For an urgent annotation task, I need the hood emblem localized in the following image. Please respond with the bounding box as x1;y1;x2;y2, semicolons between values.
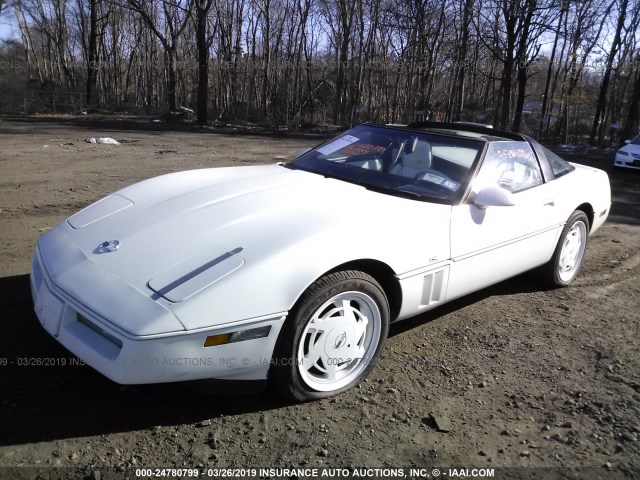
97;240;120;253
334;332;347;349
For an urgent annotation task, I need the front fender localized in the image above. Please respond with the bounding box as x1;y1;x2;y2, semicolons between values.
171;205;450;331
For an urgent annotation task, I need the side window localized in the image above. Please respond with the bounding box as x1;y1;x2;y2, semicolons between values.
541;145;574;178
474;141;543;193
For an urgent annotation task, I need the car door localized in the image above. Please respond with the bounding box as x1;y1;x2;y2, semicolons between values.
447;140;563;301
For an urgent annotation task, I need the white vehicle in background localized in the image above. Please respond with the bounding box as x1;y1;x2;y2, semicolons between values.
31;122;611;401
614;134;640;170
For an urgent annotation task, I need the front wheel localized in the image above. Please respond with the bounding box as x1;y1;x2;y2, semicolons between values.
270;270;389;401
543;210;589;287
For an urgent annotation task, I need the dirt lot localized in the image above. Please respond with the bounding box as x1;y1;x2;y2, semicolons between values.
0;117;638;480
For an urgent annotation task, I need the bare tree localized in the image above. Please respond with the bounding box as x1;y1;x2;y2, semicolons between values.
125;0;193;112
320;0;357;125
620;53;640;143
79;0;111;107
547;0;615;139
212;0;244;118
511;0;557;133
472;0;552;131
538;0;566;136
590;0;629;144
451;0;475;121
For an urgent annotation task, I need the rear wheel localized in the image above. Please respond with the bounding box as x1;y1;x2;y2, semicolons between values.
543;210;589;287
270;270;389;401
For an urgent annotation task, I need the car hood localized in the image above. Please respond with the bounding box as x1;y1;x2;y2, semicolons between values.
65;165;322;287
51;164;450;332
618;143;640;155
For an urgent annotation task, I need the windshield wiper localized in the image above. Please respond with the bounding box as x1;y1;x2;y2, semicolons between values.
394;187;423;198
361;183;423;200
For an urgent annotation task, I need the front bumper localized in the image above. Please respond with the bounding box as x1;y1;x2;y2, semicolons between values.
31;248;286;385
614;153;640;170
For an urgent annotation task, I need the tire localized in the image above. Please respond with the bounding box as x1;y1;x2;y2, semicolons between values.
270;270;390;401
542;210;589;287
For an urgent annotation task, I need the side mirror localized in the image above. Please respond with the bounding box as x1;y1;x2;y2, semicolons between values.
473;185;515;208
625;139;631;144
294;147;312;158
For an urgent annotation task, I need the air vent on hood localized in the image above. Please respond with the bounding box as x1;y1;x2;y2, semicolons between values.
68;194;133;229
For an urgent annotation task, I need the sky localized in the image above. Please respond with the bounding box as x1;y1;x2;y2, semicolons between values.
0;9;17;42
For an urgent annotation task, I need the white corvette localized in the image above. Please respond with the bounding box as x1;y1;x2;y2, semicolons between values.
31;122;611;400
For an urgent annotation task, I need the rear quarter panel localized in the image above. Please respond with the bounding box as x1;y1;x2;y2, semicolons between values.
563;163;611;233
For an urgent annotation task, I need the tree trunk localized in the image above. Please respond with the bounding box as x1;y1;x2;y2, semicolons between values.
261;0;271;119
195;0;210;123
497;3;517;131
166;48;178;111
332;0;355;125
498;51;513;130
452;0;474;121
86;0;99;108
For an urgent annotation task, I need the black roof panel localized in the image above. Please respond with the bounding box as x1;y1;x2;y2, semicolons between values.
406;121;526;142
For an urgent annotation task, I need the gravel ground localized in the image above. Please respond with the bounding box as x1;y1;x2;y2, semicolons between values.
0;117;638;480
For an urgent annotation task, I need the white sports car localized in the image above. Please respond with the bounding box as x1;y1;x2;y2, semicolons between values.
614;134;640;170
31;122;611;400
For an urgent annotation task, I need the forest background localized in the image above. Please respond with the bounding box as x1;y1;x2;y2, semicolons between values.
0;0;638;145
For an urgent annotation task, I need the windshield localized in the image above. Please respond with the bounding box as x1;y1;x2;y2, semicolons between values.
630;135;640;146
289;124;484;203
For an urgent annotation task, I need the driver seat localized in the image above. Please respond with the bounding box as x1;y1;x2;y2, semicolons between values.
391;139;432;178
